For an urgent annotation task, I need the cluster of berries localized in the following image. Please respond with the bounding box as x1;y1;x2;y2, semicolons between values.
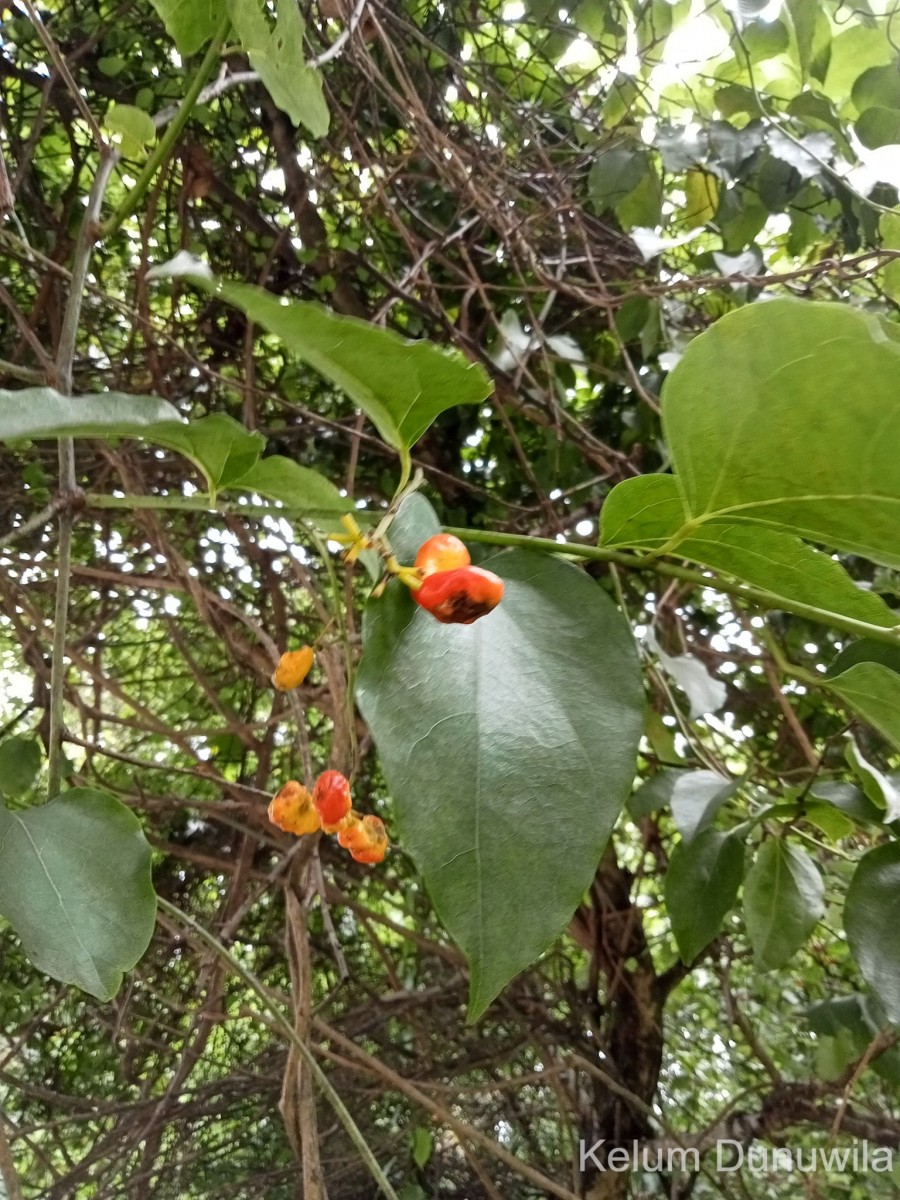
266;531;499;870
267;771;388;864
412;533;504;624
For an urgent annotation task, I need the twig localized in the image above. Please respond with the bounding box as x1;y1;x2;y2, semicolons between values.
0;496;66;550
309;0;371;68
47;147;117;798
20;0;106;148
0;1111;23;1200
156;895;401;1200
101;14;230;237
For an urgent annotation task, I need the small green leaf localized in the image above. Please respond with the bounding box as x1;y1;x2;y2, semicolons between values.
149;258;493;453
743;839;824;971
809;780;885;826
853;65;900;113
0;387;182;441
356;502;644;1019
845;842;900;1025
670;770;737;842
785;0;829;79
856;107;900;150
807;994;900;1084
226;0;330;137
827;660;900;752
665;828;745;963
0;789;156;1000
588;142;648;211
149;0;226;54
104;103;157;157
144;413;265;493
410;1127;433;1170
845;738;900;822
225;455;347;525
0;737;42;797
628;768;735;837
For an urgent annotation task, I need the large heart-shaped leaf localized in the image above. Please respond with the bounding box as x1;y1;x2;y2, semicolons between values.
0;789;156;1000
845;841;900;1025
601;473;897;628
356;514;644;1018
148;256;493;453
661;299;900;567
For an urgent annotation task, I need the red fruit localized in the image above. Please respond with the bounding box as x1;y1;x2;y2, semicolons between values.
413;565;504;624
313;770;353;831
414;533;471;577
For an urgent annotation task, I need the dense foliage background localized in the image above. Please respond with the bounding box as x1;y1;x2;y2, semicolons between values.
2;0;900;1197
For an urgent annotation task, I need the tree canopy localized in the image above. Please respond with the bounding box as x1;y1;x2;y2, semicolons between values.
2;1;900;1198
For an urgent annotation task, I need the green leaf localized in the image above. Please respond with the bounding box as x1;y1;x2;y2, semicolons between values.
785;0;828;79
410;1127;433;1170
616;162;664;231
149;0;226;54
827;661;900;752
0;789;156;1000
588;143;648;212
356;513;644;1019
845;841;900;1025
600;474;897;628
807;994;900;1084
856;107;900;150
628;768;735;836
853;65;900;113
386;493;442;564
143;414;265;493
0;387;182;441
880;209;900;303
664;828;745;963
845;738;900;822
224;455;347;524
670;770;737;842
661;300;900;569
809;780;885;826
103;103;156;157
0;394;265;496
149;258;493;453
826;637;900;679
226;0;329;137
822;24;896;104
0;737;42;797
742;839;824;971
